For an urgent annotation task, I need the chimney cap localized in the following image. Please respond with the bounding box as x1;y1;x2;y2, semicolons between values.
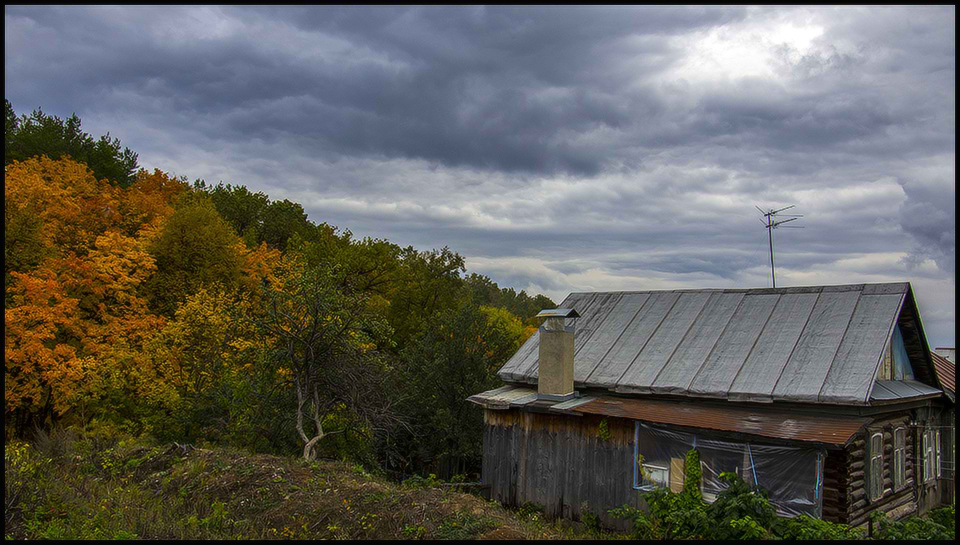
536;308;581;319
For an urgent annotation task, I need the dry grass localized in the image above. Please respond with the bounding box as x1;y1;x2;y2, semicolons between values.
5;427;614;540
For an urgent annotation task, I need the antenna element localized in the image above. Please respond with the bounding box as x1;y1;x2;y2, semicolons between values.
757;205;803;288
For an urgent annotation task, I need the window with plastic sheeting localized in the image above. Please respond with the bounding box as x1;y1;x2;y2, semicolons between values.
633;424;694;493
880;325;916;380
632;422;824;518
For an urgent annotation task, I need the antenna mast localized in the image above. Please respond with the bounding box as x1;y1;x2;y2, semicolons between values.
756;205;803;288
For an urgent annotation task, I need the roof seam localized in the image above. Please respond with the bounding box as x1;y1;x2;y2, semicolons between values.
769;289;823;400
817;288;864;404
582;293;653;384
683;292;748;393
649;291;717;388
725;293;783;398
613;292;683;389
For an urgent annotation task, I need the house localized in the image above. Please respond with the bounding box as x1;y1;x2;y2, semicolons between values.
468;282;955;530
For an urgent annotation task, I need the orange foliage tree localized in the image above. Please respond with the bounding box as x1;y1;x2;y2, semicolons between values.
4;158;188;437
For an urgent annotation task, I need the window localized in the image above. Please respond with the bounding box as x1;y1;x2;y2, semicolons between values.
639;463;669;490
936;430;941;478
869;432;883;501
893;427;906;490
923;429;935;482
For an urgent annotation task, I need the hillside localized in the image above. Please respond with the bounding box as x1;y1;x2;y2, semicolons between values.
4;428;610;540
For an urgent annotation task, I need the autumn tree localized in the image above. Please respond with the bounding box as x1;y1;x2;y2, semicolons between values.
4;100;139;187
251;261;401;461
144;195;245;317
5;267;88;436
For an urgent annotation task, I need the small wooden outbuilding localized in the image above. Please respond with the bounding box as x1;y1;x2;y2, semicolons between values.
469;282;954;530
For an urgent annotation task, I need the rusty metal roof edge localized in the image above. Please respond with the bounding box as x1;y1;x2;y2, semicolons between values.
570;395;872;446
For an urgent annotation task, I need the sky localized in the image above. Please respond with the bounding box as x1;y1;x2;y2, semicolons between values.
5;5;956;348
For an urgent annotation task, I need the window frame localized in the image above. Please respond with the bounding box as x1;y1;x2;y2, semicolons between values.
936;430;941;479
869;431;884;501
638;462;669;490
923;428;935;482
893;427;906;490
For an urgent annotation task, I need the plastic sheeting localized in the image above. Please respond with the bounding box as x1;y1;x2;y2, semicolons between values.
891;325;915;381
633;422;823;518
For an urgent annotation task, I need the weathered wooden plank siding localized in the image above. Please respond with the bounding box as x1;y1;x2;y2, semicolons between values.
482;409;642;528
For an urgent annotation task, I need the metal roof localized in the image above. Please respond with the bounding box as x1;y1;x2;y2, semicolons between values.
468;385;867;446
573;396;869;447
535;308;581;318
498;282;938;406
931;352;955;402
869;380;943;402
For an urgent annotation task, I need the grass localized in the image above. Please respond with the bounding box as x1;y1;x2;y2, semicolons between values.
5;426;614;540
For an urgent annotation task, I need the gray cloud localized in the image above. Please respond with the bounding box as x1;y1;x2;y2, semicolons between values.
5;5;954;347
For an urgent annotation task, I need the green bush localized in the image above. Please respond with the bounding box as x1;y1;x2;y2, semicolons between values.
705;472;777;539
609;454;931;541
927;504;955;533
778;514;865;540
610;448;708;539
870;509;954;541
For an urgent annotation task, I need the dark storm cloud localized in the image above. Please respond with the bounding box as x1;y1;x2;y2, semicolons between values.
4;5;955;346
6;5;748;177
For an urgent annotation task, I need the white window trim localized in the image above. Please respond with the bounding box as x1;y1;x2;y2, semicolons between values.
923;429;935;482
870;432;883;501
936;430;941;479
893;427;906;490
638;463;669;491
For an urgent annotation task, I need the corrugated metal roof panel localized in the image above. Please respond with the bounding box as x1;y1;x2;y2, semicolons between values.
684;293;781;398
869;380;943;401
573;397;869;446
649;291;745;395
588;291;680;388
727;292;820;402
931;352;955;395
770;289;861;402
818;293;904;404
575;292;651;384
869;381;899;402
496;282;922;406
616;291;712;394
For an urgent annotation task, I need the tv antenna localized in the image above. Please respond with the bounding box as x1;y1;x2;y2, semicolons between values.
756;205;803;288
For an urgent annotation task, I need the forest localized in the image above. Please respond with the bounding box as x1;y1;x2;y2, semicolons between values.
4;99;555;481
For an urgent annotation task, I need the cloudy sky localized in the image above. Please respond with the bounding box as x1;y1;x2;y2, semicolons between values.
5;6;956;347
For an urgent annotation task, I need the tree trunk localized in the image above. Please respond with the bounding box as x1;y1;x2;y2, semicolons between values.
295;380;326;462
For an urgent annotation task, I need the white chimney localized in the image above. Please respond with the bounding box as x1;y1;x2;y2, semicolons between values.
536;308;580;401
